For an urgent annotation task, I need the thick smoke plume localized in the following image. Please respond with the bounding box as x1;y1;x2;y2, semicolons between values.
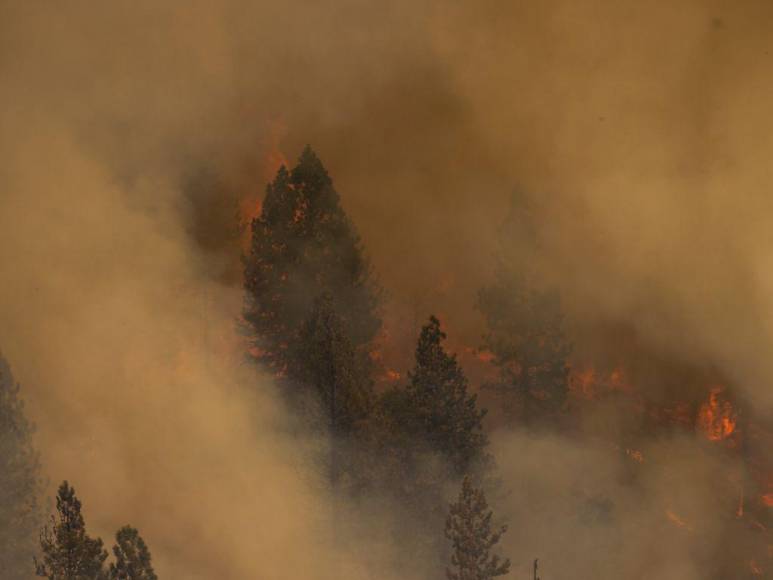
1;0;772;577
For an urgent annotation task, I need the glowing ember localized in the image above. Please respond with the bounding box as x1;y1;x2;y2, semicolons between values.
697;386;737;441
626;448;644;463
665;510;693;531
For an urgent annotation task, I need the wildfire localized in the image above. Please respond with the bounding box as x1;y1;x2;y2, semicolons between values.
568;364;632;400
625;448;644;463
384;369;401;382
239;122;289;246
665;509;693;532
697;386;737;441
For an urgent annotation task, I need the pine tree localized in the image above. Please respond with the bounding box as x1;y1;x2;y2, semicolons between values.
291;293;372;436
108;526;157;580
243;146;381;380
405;316;488;476
478;193;571;425
445;476;510;580
0;354;43;579
35;481;108;579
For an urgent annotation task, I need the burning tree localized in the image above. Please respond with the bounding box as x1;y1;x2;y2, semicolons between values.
478;193;571;426
243;145;381;387
445;476;511;580
0;354;43;579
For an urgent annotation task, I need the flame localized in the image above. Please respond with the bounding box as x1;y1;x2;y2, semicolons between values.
625;448;644;463
762;493;773;508
385;369;401;382
750;560;763;576
665;509;693;532
697;386;737;441
569;365;632;400
239;122;288;245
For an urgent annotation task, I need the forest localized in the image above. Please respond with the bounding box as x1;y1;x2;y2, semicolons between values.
1;1;773;579
1;146;771;578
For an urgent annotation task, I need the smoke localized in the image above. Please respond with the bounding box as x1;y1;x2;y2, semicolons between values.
1;0;772;577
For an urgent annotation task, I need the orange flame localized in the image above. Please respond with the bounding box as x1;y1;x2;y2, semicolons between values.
665;509;693;531
626;448;644;463
239;122;288;246
697;386;737;441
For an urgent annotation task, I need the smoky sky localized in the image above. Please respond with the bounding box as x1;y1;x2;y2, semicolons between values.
1;0;773;577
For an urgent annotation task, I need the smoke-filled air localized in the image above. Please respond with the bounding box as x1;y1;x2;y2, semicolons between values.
0;1;771;578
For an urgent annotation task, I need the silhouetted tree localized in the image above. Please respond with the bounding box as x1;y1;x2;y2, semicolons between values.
108;526;157;580
478;193;571;425
406;316;488;475
35;481;108;579
243;146;381;382
445;476;510;580
0;354;43;579
291;293;372;436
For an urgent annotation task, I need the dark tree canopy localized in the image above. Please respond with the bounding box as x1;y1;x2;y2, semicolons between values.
445;476;510;580
404;316;488;476
35;481;108;580
243;146;381;379
478;194;571;425
108;526;157;580
291;293;372;435
0;354;43;579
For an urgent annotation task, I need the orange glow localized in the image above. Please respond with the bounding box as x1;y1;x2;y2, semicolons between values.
665;510;693;531
762;493;773;508
569;365;632;400
626;448;644;463
239;123;288;247
697;386;737;441
384;369;401;382
570;366;597;399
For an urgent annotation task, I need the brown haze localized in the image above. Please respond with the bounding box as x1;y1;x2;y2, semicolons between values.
1;0;772;578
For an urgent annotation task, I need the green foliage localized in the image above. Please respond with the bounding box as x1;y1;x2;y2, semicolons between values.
108;526;157;580
243;146;381;380
0;355;43;579
445;476;510;580
478;194;571;425
405;316;488;476
35;481;108;580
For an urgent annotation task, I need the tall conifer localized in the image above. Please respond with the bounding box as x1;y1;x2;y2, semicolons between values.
0;354;43;579
445;476;510;580
405;316;488;476
478;194;571;425
243;146;381;383
35;481;108;579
